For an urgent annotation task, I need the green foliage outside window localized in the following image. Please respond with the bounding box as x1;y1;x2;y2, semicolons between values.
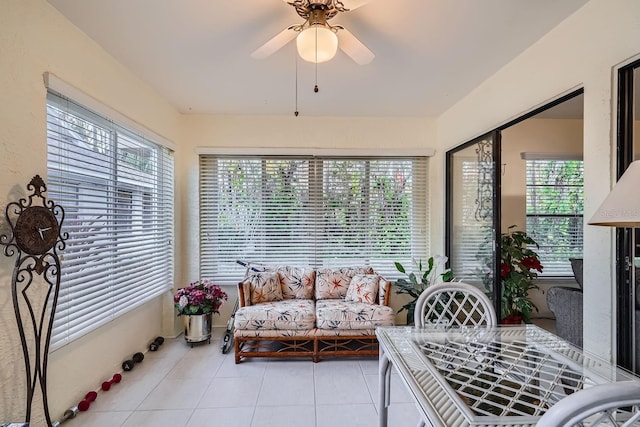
526;159;583;276
208;157;423;273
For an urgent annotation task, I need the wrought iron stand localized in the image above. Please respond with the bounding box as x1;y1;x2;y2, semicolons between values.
1;175;66;426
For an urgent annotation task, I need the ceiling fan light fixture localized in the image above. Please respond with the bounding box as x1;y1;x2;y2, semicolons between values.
296;25;338;63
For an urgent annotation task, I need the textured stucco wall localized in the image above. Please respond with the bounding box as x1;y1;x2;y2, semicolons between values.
501;117;584;231
2;0;640;423
178;114;438;324
434;0;640;362
0;0;181;422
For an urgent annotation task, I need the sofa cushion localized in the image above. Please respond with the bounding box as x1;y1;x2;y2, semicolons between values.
315;266;375;299
315;300;395;330
277;266;315;300
244;271;283;305
234;299;316;331
345;274;380;305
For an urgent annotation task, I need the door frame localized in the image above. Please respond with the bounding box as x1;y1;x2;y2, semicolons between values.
445;88;584;321
615;58;640;370
445;131;502;315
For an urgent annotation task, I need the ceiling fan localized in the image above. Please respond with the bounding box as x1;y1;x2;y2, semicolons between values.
251;0;375;65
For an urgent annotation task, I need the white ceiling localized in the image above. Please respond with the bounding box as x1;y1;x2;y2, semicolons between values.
47;0;590;117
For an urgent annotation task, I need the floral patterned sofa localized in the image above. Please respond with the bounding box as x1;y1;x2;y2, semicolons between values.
233;266;395;363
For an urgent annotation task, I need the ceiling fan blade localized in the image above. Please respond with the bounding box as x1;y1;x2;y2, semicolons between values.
251;26;298;59
337;28;374;65
341;0;373;11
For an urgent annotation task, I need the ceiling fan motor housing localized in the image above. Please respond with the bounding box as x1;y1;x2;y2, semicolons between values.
252;0;374;65
291;0;347;21
307;9;331;28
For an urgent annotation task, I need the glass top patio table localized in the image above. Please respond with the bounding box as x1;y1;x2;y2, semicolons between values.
376;325;640;427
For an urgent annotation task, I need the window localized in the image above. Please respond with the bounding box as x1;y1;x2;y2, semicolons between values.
199;155;428;283
46;91;174;350
525;158;583;276
450;157;495;286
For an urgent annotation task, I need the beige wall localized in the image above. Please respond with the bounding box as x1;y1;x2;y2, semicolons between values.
0;1;437;421
2;0;640;422
178;115;438;324
501;118;584;231
501;118;584;317
435;0;640;361
0;0;181;422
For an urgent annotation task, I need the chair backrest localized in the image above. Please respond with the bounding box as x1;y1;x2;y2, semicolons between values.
413;282;497;328
537;381;640;426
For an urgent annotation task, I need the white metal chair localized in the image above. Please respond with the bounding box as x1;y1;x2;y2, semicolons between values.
413;282;497;427
537;381;640;426
413;281;497;328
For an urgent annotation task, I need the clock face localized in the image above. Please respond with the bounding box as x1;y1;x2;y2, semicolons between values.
14;206;60;255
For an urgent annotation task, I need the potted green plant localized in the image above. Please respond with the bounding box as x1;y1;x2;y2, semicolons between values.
500;226;543;323
394;256;453;324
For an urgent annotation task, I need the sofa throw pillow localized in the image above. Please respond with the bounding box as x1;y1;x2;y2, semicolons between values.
315;266;375;299
244;271;283;305
277;266;315;299
345;274;380;305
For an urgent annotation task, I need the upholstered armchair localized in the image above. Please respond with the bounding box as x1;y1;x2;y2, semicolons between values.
546;285;583;347
547;258;640;370
545;258;583;347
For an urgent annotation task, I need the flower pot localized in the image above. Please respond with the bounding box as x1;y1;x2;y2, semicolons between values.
183;313;212;345
501;314;523;325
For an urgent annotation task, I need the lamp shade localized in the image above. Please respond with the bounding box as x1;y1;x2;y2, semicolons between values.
589;160;640;226
296;25;338;63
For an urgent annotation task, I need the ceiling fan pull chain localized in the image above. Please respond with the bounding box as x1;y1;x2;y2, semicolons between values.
314;65;319;94
314;27;319;93
295;50;300;116
314;54;319;92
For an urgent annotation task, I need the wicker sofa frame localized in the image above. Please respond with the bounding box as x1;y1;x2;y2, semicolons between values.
233;269;393;363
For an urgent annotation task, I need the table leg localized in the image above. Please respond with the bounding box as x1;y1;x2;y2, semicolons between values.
379;349;392;427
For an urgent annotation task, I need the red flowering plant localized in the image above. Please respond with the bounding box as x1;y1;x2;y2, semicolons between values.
173;279;228;316
500;226;543;322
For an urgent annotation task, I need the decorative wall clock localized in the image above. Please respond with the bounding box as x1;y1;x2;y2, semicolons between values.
14;205;60;256
1;175;67;426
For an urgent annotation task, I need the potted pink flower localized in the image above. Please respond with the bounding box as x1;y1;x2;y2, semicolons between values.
174;279;228;316
174;280;228;345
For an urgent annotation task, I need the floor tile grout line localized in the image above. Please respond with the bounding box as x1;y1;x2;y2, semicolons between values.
64;330;422;427
131;338;205;417
113;342;193;426
247;357;270;427
359;359;379;411
312;359;318;427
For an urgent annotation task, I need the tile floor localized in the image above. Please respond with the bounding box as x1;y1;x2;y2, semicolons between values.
63;328;420;427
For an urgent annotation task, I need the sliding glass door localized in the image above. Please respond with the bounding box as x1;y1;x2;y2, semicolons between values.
616;59;640;371
446;131;501;315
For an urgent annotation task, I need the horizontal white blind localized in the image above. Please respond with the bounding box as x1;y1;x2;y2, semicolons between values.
199;155;428;283
526;159;583;276
449;158;494;287
46;91;174;350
